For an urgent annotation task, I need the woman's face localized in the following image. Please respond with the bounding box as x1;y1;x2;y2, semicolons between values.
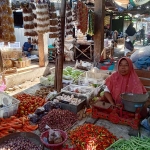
118;59;129;76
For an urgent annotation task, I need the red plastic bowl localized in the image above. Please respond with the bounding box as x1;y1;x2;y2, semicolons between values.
40;129;68;149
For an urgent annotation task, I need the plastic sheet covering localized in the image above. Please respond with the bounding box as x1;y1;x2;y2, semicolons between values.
130;46;150;62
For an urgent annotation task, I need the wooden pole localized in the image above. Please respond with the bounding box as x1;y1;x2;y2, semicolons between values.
38;33;45;67
56;0;66;92
110;13;113;31
94;0;105;66
0;50;3;73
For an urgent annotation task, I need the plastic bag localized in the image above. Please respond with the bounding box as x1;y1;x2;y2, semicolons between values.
141;118;150;131
48;129;63;144
130;46;150;62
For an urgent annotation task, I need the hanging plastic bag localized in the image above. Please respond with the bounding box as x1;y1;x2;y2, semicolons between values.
0;75;6;92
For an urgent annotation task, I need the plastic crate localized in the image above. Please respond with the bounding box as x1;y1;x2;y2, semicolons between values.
80;70;109;80
61;84;94;101
0;92;20;118
51;92;87;114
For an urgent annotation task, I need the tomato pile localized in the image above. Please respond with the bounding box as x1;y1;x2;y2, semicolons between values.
14;93;45;117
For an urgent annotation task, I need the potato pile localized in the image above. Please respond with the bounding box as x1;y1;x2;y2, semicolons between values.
35;87;54;99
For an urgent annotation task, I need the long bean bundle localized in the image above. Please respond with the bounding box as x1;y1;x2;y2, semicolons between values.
106;136;150;150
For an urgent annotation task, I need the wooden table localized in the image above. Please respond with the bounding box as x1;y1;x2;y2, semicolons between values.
135;69;150;92
74;41;94;61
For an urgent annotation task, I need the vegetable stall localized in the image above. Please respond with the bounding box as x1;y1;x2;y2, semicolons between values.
0;1;150;150
0;62;150;149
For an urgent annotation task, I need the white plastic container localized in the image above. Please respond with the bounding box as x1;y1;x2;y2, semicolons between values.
0;92;20;118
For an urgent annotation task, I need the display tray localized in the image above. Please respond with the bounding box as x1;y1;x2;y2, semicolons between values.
51;92;87;114
61;84;94;101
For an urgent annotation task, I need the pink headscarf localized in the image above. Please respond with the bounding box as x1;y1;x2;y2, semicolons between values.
105;57;147;104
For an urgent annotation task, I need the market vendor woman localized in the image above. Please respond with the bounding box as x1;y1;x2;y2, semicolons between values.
103;57;147;106
22;38;33;56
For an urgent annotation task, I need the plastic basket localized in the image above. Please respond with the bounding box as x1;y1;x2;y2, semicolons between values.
0;92;20;118
0;132;43;148
80;70;109;80
61;84;94;101
40;129;68;149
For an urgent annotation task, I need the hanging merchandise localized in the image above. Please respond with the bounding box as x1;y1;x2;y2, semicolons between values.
130;0;150;7
72;4;77;22
65;3;73;36
77;1;88;34
49;3;59;39
55;17;62;54
87;9;94;36
0;0;16;43
36;2;50;34
22;2;38;42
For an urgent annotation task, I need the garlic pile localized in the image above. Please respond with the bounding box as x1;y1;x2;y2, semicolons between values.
54;94;82;105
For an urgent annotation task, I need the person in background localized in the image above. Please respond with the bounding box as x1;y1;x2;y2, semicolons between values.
140;26;145;44
22;38;33;57
124;36;136;57
112;30;118;47
100;37;114;61
103;57;147;106
125;22;136;43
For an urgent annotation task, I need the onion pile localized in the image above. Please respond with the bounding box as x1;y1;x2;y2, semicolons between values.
38;109;77;132
0;137;42;150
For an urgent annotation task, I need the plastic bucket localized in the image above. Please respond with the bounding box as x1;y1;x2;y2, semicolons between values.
40;129;68;149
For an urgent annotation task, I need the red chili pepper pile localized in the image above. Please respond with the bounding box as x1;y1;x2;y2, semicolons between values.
69;124;117;150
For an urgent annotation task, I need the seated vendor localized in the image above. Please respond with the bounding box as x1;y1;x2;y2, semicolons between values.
103;57;147;106
22;38;33;57
100;37;114;61
124;36;136;57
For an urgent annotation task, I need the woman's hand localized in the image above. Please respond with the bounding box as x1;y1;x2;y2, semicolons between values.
104;92;115;106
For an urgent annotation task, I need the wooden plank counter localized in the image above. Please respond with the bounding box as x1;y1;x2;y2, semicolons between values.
135;69;150;91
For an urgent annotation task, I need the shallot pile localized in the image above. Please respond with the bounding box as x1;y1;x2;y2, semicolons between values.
0;137;42;150
38;109;77;132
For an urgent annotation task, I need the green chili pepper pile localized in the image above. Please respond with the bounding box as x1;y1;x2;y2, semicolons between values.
106;136;150;150
69;124;117;150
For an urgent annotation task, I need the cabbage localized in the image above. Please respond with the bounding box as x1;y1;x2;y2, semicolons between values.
63;70;69;76
63;67;83;80
71;70;83;77
63;75;72;80
65;66;73;73
40;77;51;86
47;74;55;81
